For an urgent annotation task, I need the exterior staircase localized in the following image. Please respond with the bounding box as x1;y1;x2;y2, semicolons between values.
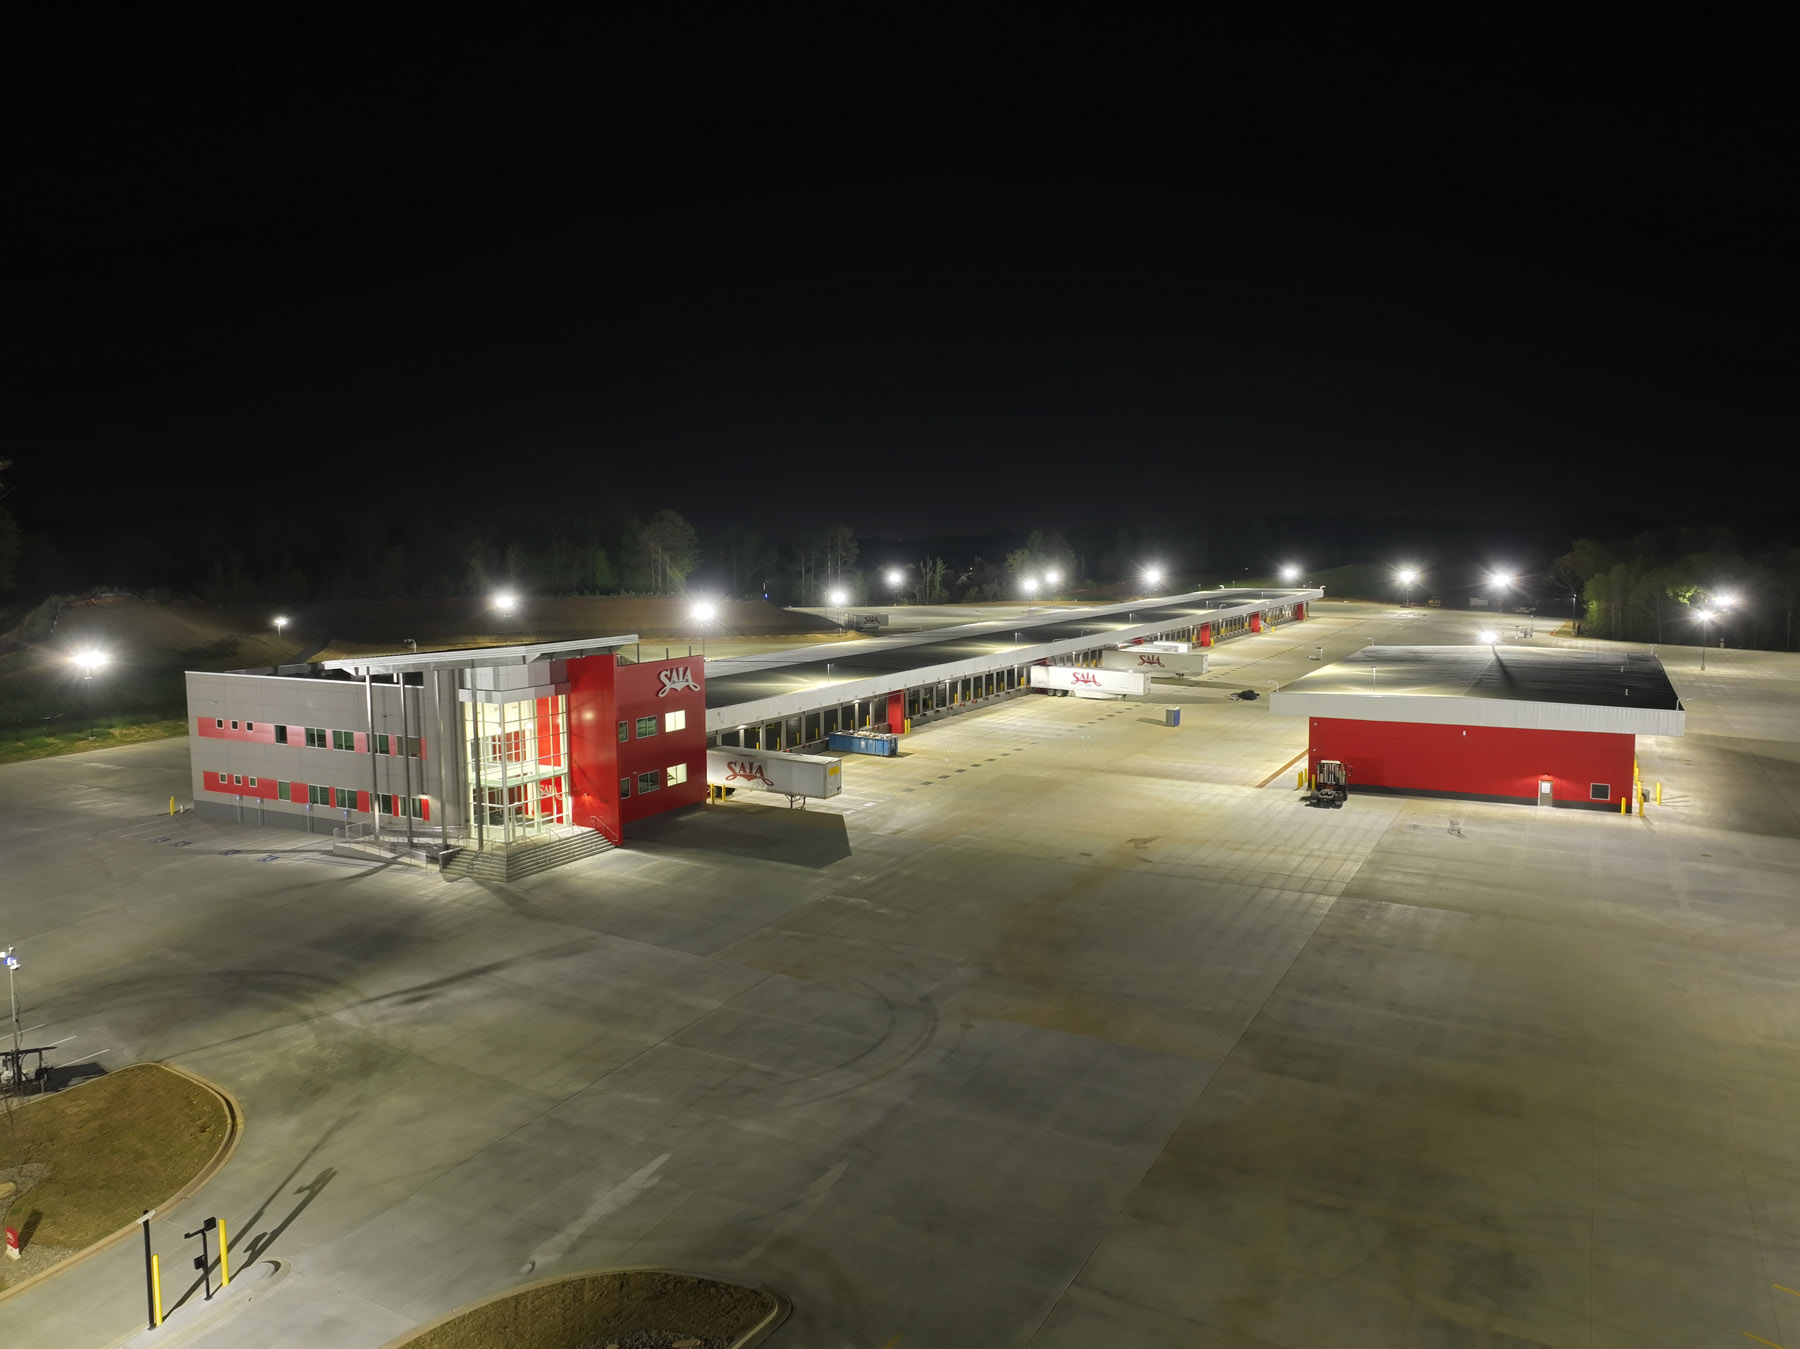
439;828;614;882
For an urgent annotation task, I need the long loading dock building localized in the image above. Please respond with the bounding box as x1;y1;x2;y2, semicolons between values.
704;587;1321;752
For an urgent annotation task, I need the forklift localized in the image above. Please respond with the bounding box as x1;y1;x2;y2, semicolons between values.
1305;759;1351;809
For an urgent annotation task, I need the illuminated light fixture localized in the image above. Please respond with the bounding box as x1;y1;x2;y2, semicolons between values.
1280;564;1301;583
1477;629;1499;645
885;568;904;587
492;591;518;613
1021;577;1039;596
1714;592;1738;608
1143;567;1164;588
690;600;718;623
72;650;109;675
828;588;848;607
1488;570;1515;588
1044;567;1062;586
273;615;288;636
1397;566;1420;585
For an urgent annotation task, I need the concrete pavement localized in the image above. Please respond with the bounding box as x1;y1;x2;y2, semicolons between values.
2;601;1798;1346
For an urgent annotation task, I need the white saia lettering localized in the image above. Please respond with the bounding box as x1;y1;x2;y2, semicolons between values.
658;667;700;698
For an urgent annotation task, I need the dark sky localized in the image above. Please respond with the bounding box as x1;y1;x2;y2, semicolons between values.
9;17;1796;544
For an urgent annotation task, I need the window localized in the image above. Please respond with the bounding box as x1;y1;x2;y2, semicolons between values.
308;784;331;805
619;776;631;798
245;722;255;732
214;719;224;729
334;787;357;809
233;774;243;786
373;733;390;756
403;736;422;758
247;777;258;788
664;709;686;733
277;781;291;801
635;716;657;738
332;729;356;752
231;720;239;730
666;763;687;787
637;771;659;794
305;727;327;748
275;724;289;745
618;720;629;743
1589;782;1611;801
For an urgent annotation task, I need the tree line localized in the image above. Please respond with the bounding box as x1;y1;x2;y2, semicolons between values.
1556;529;1800;651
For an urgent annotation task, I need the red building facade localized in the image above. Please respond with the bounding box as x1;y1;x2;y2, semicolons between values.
568;653;707;842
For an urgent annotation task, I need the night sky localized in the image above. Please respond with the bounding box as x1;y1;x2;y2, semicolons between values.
9;19;1795;549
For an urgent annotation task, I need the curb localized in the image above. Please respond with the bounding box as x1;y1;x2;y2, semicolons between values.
375;1266;790;1349
0;1062;243;1306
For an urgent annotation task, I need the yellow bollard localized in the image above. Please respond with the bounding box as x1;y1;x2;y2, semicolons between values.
170;796;176;816
1297;769;1305;789
151;1254;163;1326
218;1218;229;1287
1656;782;1663;805
1620;796;1628;815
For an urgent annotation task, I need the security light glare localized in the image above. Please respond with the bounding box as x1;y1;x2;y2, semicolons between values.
885;568;904;587
828;588;848;607
1143;567;1163;586
1714;592;1738;608
1280;565;1301;583
72;649;109;674
691;600;718;623
1695;608;1715;622
1021;577;1039;595
1489;570;1515;588
1477;630;1498;644
1043;567;1061;586
273;614;288;628
492;591;518;612
1397;566;1420;585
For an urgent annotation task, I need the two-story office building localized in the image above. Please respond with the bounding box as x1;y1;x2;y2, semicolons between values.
184;636;707;849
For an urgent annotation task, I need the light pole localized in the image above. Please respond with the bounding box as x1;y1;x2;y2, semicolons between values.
1280;564;1301;586
1043;567;1061;595
1695;608;1715;671
1712;591;1738;650
491;591;517;631
885;568;906;604
3;947;20;1082
1021;576;1039;614
72;649;109;738
273;615;288;641
829;588;848;632
690;599;717;657
1142;567;1164;595
1488;569;1515;617
1396;566;1420;607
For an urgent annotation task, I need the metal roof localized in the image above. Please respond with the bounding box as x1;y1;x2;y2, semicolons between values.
1269;645;1685;737
317;634;638;677
704;588;1319;732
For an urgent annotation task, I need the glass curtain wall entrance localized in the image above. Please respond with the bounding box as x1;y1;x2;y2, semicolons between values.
463;696;569;845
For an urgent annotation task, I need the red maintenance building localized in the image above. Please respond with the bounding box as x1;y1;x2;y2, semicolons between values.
184;636;708;869
1270;645;1684;810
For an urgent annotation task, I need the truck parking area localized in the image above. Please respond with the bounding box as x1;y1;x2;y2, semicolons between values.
4;601;1800;1348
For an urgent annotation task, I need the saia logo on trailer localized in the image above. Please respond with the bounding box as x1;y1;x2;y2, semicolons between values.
1137;654;1165;667
1072;671;1100;685
658;668;700;697
726;760;774;787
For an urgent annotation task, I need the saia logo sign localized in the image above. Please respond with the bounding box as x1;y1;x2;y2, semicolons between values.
1071;671;1100;686
1136;654;1166;667
726;760;774;787
658;667;700;698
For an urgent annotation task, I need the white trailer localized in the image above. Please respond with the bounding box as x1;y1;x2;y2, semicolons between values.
706;746;842;802
1102;646;1209;678
1028;664;1151;699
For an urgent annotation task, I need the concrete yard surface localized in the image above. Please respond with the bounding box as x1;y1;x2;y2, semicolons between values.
2;601;1798;1347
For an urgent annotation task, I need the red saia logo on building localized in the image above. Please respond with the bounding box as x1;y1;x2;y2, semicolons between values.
1071;671;1100;685
1136;654;1165;667
658;667;700;697
726;760;774;787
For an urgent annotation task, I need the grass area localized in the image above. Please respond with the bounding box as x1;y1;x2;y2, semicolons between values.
395;1269;777;1349
0;718;188;766
0;1065;231;1288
